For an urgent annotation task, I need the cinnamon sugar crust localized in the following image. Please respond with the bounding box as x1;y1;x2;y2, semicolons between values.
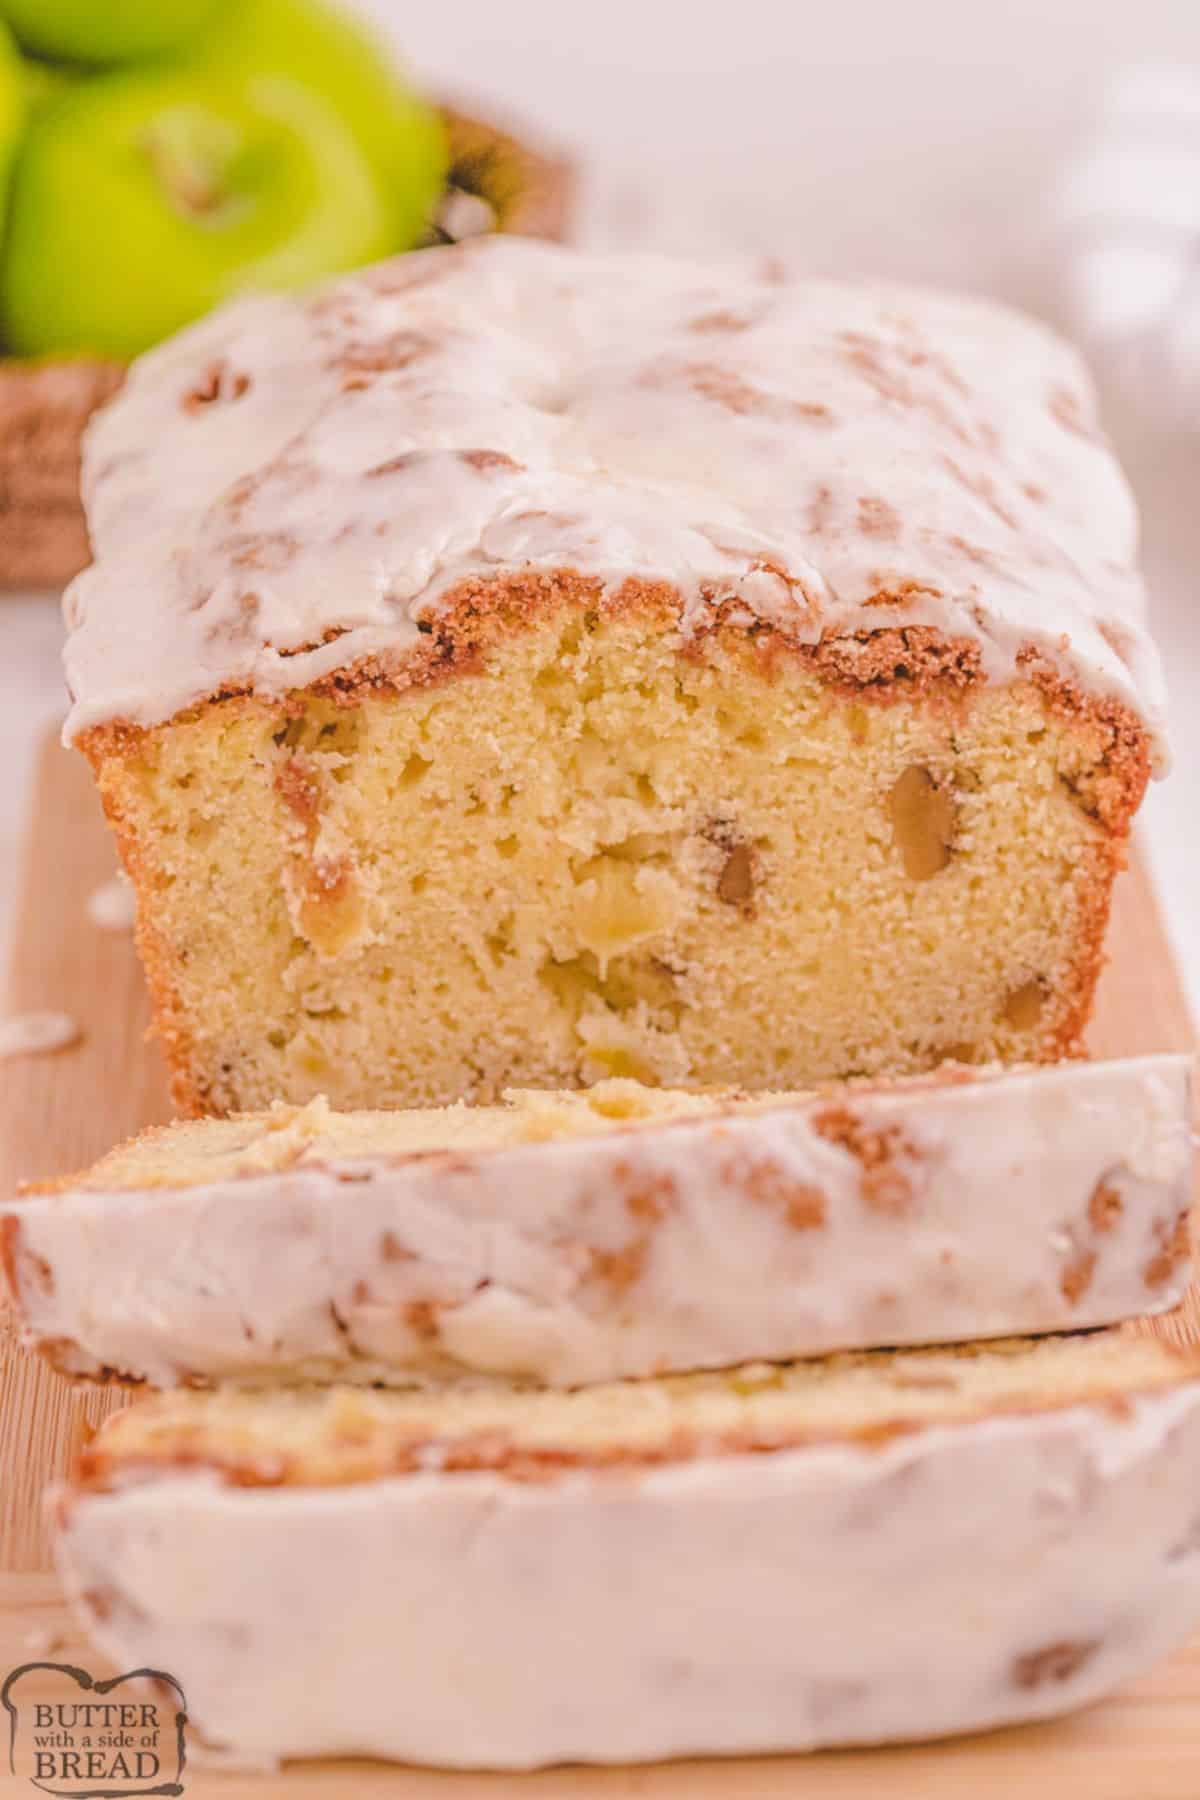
78;571;1151;840
78;569;1151;821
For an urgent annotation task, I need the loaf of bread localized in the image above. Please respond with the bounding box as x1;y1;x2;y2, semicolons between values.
62;239;1164;1113
54;1329;1200;1768
6;1058;1191;1388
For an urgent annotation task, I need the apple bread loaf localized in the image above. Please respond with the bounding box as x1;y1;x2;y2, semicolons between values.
6;1058;1191;1388
54;1330;1200;1768
62;239;1166;1112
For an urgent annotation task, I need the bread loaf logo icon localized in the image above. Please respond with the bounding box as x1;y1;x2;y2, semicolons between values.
2;1662;186;1797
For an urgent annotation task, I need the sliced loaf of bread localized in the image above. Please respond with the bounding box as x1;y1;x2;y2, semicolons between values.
6;1056;1191;1387
55;1328;1200;1768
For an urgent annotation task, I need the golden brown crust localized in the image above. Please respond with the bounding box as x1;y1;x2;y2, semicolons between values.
77;575;986;751
77;571;1151;836
1017;649;1153;833
1042;813;1131;1067
80;760;210;1115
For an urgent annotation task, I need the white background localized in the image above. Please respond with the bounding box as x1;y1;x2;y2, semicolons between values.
3;0;1198;1007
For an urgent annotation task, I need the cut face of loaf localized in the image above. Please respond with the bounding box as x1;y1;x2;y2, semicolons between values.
6;1058;1191;1388
55;1331;1200;1767
85;605;1151;1113
64;241;1162;1114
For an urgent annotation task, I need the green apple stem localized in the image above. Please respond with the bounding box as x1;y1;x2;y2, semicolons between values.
141;104;241;221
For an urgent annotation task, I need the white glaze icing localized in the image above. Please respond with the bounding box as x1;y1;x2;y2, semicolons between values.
85;874;136;933
0;1012;80;1061
7;1056;1190;1387
54;1378;1200;1768
60;239;1167;763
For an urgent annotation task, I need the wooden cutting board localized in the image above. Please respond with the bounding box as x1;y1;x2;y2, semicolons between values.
0;735;1197;1798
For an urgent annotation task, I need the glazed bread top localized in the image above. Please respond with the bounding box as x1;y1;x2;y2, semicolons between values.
6;1058;1190;1388
61;238;1164;753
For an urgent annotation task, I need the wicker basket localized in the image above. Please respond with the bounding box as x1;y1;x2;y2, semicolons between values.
0;101;572;590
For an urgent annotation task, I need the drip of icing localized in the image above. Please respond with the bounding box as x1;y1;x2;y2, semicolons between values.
0;1011;80;1059
87;874;136;932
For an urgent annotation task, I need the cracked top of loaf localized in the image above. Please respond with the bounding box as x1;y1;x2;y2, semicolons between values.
62;237;1165;756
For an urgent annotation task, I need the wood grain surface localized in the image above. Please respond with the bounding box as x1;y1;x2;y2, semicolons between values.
0;734;1196;1796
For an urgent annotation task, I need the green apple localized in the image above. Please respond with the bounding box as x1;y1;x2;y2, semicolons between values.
19;54;75;113
0;20;21;221
0;0;226;65
1;63;395;358
186;0;447;249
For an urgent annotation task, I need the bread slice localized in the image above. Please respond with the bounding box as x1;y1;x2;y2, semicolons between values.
64;240;1163;1114
55;1329;1200;1768
6;1057;1191;1388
